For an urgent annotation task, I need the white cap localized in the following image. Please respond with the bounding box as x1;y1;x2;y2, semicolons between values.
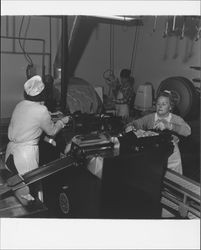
24;75;45;96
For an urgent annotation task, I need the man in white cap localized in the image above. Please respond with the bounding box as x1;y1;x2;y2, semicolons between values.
5;75;70;175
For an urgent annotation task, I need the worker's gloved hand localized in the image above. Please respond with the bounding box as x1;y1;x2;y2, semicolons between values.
50;111;63;116
110;137;120;149
64;142;72;154
125;125;135;133
153;119;172;131
21;194;35;201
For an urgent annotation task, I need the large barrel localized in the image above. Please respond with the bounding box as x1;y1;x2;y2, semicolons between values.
157;77;200;120
66;77;103;114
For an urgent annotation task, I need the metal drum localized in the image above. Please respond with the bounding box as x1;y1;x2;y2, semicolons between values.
157;77;200;120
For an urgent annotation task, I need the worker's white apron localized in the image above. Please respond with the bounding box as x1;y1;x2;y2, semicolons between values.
154;114;183;175
115;91;129;119
5;140;39;175
162;142;183;218
167;142;182;175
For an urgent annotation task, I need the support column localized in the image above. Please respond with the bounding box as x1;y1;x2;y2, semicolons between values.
61;16;69;113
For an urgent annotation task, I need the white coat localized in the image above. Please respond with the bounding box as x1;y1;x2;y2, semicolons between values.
5;100;64;175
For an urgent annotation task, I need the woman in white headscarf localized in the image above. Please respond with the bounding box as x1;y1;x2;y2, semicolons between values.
5;75;70;175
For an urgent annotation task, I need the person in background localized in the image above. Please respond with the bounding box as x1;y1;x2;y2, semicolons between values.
125;90;191;174
114;69;135;121
5;75;70;176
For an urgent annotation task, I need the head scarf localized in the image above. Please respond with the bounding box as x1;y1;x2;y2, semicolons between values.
24;75;46;102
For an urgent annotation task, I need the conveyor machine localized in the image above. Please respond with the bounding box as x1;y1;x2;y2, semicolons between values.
0;113;200;219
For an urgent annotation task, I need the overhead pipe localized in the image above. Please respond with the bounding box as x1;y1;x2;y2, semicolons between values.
60;16;69;113
89;15;143;26
93;15;139;22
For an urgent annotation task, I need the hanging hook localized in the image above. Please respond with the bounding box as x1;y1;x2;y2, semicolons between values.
163;17;169;38
180;18;185;40
153;16;157;32
195;24;201;41
172;16;176;32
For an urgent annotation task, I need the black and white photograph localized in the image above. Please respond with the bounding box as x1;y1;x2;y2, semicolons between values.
0;1;200;249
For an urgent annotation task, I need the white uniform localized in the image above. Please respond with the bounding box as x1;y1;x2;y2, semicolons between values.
5;100;64;175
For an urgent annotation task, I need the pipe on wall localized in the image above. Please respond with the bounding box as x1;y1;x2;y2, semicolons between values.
60;16;69;113
1;51;50;56
1;36;47;77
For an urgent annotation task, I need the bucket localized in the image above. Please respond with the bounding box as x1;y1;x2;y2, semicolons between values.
134;83;153;111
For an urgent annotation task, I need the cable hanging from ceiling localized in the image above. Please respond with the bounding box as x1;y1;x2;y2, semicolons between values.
130;25;140;76
18;16;33;66
109;23;115;75
22;16;31;50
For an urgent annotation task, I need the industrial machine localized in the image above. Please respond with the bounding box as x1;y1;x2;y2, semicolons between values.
161;169;200;219
0;113;200;219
